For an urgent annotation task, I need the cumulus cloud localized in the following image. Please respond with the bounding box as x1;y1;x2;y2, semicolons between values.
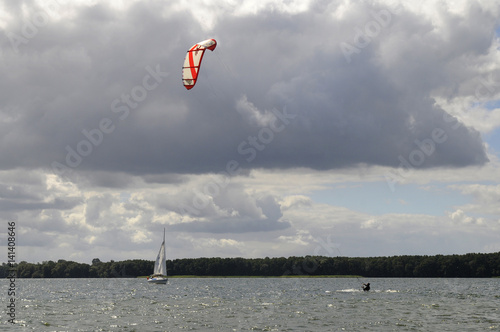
278;230;312;246
448;209;485;225
280;195;313;210
361;219;383;230
235;94;277;127
1;0;500;262
449;183;500;215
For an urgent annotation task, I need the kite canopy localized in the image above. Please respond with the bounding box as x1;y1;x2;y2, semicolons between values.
182;39;217;90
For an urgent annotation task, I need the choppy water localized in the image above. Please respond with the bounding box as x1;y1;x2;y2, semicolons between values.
1;278;499;331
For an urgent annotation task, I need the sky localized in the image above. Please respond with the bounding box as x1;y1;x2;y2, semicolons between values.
1;0;500;264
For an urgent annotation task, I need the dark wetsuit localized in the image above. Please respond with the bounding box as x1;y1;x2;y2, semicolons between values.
362;283;370;291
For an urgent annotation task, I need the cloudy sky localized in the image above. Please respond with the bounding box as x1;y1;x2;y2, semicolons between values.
1;0;500;264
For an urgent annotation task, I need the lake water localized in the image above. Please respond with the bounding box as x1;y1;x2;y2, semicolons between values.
1;278;499;331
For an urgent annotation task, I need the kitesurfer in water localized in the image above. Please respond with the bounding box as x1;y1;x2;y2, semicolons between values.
362;283;370;291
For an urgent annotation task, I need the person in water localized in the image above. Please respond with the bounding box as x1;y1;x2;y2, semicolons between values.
362;283;370;291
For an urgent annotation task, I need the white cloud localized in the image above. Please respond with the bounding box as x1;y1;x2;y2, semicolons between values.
278;229;312;246
208;238;242;248
280;195;312;210
131;230;151;244
448;209;484;225
361;219;383;230
236;95;278;127
448;183;500;215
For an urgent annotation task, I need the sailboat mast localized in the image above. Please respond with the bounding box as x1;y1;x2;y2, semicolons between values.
162;228;167;276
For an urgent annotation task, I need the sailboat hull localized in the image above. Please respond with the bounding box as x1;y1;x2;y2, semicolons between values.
147;277;168;284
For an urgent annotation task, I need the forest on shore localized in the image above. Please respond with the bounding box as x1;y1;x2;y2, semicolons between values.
2;252;500;278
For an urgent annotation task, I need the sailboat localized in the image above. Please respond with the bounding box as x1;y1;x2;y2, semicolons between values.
147;228;168;284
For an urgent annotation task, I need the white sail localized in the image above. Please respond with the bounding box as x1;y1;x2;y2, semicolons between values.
147;229;168;284
153;230;167;276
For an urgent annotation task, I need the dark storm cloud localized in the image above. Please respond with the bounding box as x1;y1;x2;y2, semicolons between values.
0;1;493;179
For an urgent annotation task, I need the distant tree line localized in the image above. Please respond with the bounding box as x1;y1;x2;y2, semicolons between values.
2;252;500;278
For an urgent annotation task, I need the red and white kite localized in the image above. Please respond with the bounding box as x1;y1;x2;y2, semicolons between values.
182;39;217;90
